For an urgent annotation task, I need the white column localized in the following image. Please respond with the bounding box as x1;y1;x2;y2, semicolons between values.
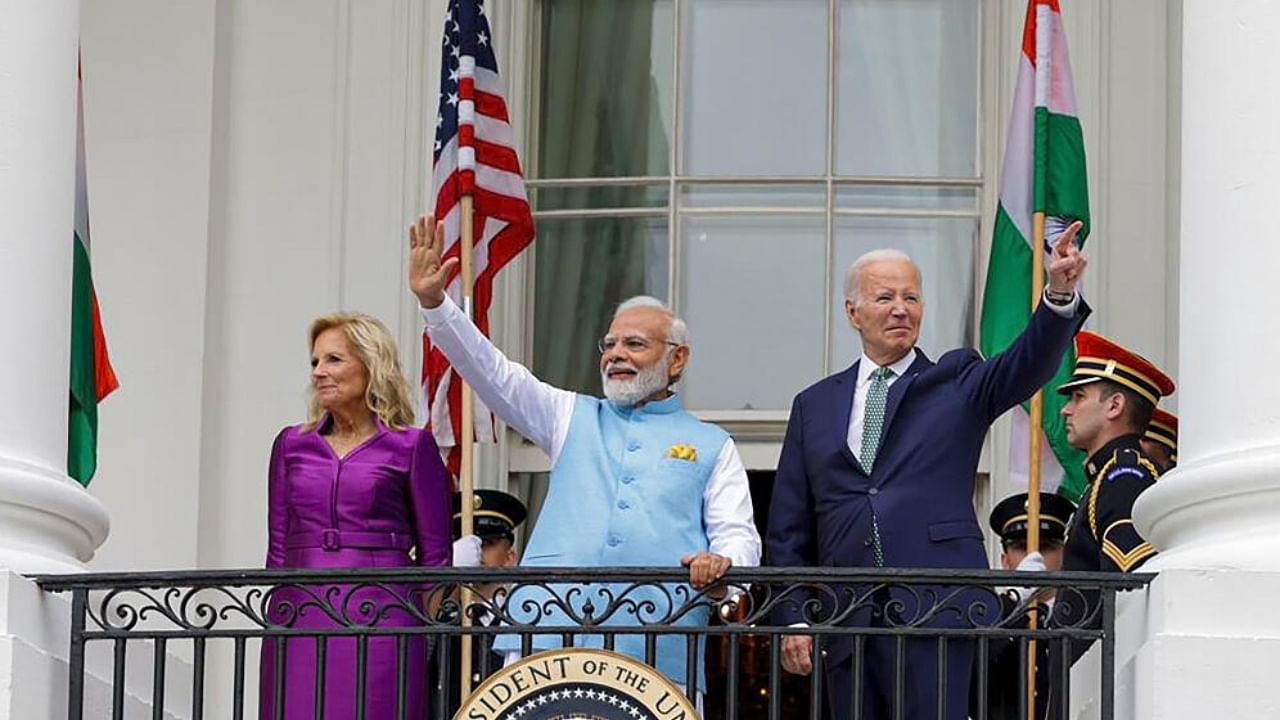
1123;3;1280;718
0;0;109;573
1132;0;1280;572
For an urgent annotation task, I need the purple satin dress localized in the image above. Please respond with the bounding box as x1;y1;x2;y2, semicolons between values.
259;417;451;719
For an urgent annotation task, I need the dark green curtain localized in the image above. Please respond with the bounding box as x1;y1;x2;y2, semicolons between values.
533;0;670;395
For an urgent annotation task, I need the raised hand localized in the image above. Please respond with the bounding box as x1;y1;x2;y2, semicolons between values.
1047;220;1088;294
408;214;458;308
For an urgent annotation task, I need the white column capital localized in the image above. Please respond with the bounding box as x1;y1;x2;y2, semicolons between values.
1134;447;1280;570
0;458;108;574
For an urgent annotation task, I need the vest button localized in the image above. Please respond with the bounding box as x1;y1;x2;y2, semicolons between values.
618;500;630;510
621;476;635;484
869;487;879;496
627;441;641;452
608;536;622;547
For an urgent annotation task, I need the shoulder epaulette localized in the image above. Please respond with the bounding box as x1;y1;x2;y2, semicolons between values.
1089;448;1160;540
1108;447;1162;481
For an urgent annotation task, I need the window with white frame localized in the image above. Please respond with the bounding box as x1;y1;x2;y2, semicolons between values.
524;0;983;418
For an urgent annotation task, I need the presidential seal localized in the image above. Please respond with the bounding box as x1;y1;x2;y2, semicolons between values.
455;648;699;720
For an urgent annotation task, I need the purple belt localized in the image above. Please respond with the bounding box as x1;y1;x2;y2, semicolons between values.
286;529;413;552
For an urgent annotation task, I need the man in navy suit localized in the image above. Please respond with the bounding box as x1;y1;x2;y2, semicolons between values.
767;222;1089;720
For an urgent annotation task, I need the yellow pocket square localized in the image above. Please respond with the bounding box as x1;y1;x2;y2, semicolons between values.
666;444;699;462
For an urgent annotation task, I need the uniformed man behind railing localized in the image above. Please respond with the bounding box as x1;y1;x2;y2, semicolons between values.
436;489;526;716
969;492;1076;720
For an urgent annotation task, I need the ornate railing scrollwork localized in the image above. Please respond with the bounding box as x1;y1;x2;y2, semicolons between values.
40;567;1148;639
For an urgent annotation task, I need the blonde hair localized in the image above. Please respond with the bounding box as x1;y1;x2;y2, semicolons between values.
303;313;416;431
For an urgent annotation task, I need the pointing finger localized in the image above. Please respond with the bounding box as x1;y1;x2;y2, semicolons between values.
1057;220;1083;254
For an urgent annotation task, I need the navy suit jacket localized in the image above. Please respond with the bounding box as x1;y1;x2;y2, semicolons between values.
767;300;1090;643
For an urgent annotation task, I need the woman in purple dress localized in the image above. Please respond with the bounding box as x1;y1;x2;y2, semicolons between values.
260;313;451;719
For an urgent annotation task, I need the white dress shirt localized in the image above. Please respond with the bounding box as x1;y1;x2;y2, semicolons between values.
846;349;919;459
421;295;762;569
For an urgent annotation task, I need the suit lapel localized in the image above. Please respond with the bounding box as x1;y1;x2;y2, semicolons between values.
880;350;934;449
832;361;869;475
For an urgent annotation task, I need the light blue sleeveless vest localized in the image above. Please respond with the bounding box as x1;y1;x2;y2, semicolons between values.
493;393;729;690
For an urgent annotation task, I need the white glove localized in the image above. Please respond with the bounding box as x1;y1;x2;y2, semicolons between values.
452;534;483;568
1016;551;1046;573
1011;551;1046;603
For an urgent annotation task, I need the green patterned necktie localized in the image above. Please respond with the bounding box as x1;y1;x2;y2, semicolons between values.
860;366;895;471
861;366;895;567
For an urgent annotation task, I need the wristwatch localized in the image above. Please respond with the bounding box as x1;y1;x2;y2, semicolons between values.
1044;288;1075;306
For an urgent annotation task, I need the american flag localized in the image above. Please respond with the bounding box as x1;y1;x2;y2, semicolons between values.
425;0;535;478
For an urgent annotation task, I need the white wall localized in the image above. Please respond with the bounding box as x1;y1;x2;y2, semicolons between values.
193;0;446;570
80;0;220;571
78;0;1181;572
81;0;454;571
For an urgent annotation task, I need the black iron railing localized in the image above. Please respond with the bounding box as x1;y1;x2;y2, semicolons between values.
35;567;1151;720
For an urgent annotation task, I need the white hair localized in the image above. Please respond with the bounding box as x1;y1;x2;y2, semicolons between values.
844;249;921;305
613;296;690;347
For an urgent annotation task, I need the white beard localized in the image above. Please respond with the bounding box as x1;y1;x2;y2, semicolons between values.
602;353;672;406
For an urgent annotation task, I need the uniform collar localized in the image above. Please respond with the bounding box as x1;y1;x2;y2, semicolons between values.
1085;433;1144;476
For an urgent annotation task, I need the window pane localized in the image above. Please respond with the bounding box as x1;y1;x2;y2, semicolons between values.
533;184;668;212
679;214;826;410
533;217;669;396
682;0;828;176
829;216;977;371
682;183;826;210
836;185;979;212
836;0;980;177
537;0;674;178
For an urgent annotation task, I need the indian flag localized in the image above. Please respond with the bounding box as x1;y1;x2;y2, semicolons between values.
980;0;1091;502
69;62;119;487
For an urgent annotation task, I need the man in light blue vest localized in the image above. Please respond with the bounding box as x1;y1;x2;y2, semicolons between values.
409;215;762;695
